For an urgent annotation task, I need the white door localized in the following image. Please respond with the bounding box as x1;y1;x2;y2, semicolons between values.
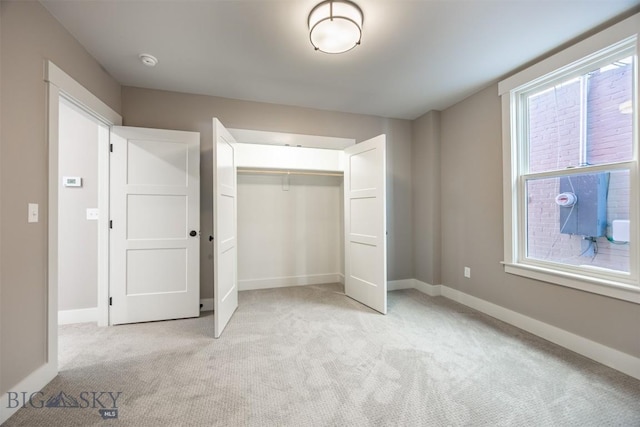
213;118;238;338
109;126;200;325
343;135;387;314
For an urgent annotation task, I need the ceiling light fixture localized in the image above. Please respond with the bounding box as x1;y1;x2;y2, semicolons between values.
139;53;158;67
308;0;363;54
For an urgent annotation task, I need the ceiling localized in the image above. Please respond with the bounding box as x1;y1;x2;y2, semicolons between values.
41;0;639;120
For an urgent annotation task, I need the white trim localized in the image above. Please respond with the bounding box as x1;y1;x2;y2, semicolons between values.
387;279;414;291
338;273;345;285
499;13;640;94
238;273;343;291
200;298;214;312
503;263;640;304
96;125;110;327
402;279;640;380
47;82;60;375
413;279;442;297
0;362;57;424
228;128;355;150
45;61;122;399
45;62;121;125
58;308;98;325
388;279;441;296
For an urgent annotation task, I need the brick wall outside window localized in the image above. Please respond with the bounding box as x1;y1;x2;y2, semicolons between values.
525;63;632;272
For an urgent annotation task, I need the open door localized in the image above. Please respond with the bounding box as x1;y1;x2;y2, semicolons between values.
213;118;239;338
343;135;387;314
109;126;200;325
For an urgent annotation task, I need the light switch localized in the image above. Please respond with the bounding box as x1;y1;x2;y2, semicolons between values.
86;208;99;220
28;203;39;223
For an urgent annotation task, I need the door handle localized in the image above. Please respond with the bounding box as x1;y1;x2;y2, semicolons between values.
189;230;197;237
209;235;214;242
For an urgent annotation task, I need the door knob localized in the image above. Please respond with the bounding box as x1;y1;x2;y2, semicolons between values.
209;235;214;242
189;230;197;237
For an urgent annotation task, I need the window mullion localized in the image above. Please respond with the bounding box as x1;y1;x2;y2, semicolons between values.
522;161;635;181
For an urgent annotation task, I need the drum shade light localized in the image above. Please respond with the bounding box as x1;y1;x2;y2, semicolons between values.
308;0;363;54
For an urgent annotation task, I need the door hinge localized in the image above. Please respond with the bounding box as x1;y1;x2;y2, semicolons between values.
110;143;113;152
109;220;113;229
109;297;113;306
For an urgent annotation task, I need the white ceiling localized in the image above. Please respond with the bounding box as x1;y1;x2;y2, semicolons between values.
41;0;639;120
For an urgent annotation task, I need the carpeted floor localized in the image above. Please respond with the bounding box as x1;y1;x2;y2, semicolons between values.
4;283;640;426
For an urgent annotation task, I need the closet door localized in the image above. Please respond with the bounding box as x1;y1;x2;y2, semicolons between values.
213;118;239;337
343;135;387;314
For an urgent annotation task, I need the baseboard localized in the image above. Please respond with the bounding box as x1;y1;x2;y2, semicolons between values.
412;279;441;297
338;273;345;285
200;298;214;312
387;279;414;291
0;362;57;425
238;273;343;291
388;279;441;297
58;307;97;325
403;279;640;380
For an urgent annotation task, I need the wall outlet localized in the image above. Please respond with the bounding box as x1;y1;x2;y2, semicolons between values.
464;267;471;278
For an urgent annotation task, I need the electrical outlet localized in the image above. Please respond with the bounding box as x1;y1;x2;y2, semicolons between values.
464;267;471;278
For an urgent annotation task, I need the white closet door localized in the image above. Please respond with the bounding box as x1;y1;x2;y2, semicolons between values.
109;126;200;325
213;118;239;338
343;135;387;314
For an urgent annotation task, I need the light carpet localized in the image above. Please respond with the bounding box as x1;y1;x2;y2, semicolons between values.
4;283;640;426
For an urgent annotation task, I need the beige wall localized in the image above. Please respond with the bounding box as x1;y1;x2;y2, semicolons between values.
58;100;99;312
438;84;640;358
121;87;414;299
237;174;343;288
411;110;441;286
0;1;121;394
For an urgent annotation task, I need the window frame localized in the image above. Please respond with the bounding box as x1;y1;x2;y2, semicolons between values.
499;13;640;304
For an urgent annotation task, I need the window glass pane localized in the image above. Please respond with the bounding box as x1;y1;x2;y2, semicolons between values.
526;55;634;174
525;170;630;273
527;78;581;173
587;56;634;165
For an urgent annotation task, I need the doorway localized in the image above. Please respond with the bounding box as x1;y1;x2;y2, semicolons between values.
57;98;104;325
46;61;122;375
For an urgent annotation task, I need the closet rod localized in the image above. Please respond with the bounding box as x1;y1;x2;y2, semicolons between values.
237;168;343;177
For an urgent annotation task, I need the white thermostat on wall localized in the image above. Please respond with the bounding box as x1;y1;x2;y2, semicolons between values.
63;176;82;187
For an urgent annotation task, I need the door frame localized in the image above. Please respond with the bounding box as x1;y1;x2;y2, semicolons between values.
45;61;122;372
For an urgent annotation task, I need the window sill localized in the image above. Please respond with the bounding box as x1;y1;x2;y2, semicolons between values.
502;262;640;304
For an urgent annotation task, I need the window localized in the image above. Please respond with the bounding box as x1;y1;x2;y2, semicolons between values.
499;14;640;303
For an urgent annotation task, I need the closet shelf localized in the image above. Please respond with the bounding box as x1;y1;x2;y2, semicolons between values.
237;168;343;177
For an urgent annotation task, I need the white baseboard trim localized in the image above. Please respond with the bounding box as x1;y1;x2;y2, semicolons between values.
402;278;640;380
0;362;57;425
58;307;97;325
338;273;345;285
200;298;214;312
412;279;442;297
388;279;441;297
387;279;414;291
238;273;342;291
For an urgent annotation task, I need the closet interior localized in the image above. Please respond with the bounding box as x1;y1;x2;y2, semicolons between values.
213;118;387;337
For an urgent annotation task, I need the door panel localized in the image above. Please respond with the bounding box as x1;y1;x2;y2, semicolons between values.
110;126;200;325
213;118;239;338
344;135;387;314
